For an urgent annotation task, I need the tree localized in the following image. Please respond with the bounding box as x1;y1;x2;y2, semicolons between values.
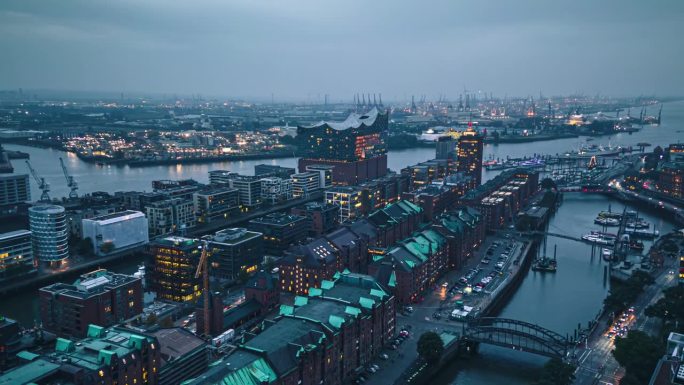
604;271;653;313
534;358;575;385
417;331;444;364
646;285;684;332
99;241;115;254
540;178;557;190
612;330;662;384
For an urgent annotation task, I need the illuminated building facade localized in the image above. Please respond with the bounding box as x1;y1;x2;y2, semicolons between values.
325;186;366;222
193;186;240;223
457;126;484;186
146;198;196;236
298;108;389;185
204;228;263;281
657;162;684;199
279;238;339;295
0;230;34;280
148;237;202;303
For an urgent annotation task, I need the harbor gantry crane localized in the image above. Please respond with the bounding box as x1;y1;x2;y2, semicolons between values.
59;157;78;199
25;160;50;202
194;240;211;337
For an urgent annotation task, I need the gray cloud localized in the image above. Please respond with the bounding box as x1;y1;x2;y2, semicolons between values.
1;0;682;100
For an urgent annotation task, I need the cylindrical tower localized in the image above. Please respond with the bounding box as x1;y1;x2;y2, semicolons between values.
29;204;69;265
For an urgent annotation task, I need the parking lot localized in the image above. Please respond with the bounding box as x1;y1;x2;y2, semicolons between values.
362;233;528;385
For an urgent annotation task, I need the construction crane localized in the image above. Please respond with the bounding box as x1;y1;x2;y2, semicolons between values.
59;157;78;199
194;240;211;337
25;160;50;202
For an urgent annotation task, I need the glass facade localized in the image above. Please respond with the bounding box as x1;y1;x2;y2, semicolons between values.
29;205;69;263
457;128;484;186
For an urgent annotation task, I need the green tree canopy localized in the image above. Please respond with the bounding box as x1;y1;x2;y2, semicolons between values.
540;178;557;190
417;331;444;365
646;285;684;331
612;330;662;384
534;358;575;385
604;271;653;313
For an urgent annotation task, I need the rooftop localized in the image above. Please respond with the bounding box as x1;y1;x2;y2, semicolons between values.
250;213;305;227
40;269;140;298
85;210;145;224
300;108;383;131
209;228;262;245
0;229;31;241
151;327;206;366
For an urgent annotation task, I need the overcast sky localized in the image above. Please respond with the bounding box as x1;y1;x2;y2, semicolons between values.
1;0;682;101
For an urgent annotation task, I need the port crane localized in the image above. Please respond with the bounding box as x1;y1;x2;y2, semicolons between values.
59;157;78;199
194;240;211;337
25;160;50;202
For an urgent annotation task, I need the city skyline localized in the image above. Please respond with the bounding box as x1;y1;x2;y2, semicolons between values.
1;0;683;100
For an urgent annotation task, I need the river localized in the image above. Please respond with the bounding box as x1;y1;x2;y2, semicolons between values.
2;101;684;384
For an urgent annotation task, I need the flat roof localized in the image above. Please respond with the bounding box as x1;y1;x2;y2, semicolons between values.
86;210;145;224
0;229;31;241
0;358;61;385
152;327;206;363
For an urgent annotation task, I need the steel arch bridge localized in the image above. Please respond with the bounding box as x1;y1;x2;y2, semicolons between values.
464;317;570;359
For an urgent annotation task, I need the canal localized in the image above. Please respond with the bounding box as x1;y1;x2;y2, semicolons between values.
1;101;683;384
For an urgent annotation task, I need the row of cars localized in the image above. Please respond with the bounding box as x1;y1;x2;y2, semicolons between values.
353;328;411;384
607;307;635;339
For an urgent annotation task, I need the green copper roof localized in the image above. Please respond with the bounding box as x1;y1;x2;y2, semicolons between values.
400;200;422;213
372;254;384;262
328;315;345;329
405;260;416;268
308;287;322;297
342;268;351;274
279;305;294;316
321;280;335;290
16;351;39;361
55;338;74;353
294;296;309;307
422;229;446;246
194;357;277;385
345;306;362;317
98;350;116;366
87;324;106;339
333;271;341;279
388;270;397;287
359;296;375;309
128;334;146;350
370;288;387;299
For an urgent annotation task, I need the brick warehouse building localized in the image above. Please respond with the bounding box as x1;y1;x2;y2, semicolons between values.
39;269;143;338
183;271;395;385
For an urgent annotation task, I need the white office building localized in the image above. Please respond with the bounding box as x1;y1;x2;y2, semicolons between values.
82;210;149;256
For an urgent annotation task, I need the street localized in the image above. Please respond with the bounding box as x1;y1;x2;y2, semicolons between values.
572;254;678;385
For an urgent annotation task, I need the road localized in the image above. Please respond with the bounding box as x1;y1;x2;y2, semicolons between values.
572;253;679;385
363;234;528;385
